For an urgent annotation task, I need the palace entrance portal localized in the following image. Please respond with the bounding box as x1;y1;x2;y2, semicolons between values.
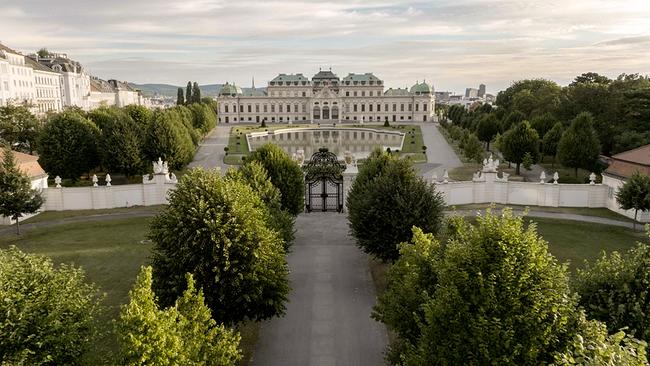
304;148;345;212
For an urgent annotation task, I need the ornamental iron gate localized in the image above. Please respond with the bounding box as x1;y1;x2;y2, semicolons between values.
303;148;345;212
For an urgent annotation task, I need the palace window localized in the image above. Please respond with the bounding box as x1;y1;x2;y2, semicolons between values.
392;104;396;112
354;91;357;97
353;104;357;112
279;104;283;113
361;91;365;97
400;104;404;112
264;104;268;112
361;104;365;112
240;105;244;113
369;104;373;112
287;104;291;112
256;104;260;112
346;91;349;96
271;104;275;112
377;104;381;111
408;103;412;112
247;105;251;113
415;104;419;111
424;104;428;111
302;92;306;97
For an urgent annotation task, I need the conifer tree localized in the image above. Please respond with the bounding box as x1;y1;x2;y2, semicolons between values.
176;87;185;105
185;81;192;105
192;82;201;104
0;148;43;235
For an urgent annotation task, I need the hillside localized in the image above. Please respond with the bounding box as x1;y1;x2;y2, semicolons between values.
130;83;266;98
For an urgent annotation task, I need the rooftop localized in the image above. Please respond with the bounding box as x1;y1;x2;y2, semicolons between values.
604;144;650;179
0;149;47;179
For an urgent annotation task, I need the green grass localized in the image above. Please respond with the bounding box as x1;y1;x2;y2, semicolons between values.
531;217;645;270
22;205;162;224
1;215;259;365
450;204;633;223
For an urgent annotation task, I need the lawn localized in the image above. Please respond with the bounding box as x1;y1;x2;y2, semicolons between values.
226;123;427;165
1;215;260;365
22;205;162;224
450;203;633;223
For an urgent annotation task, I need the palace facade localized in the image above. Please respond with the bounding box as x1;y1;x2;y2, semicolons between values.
216;70;435;124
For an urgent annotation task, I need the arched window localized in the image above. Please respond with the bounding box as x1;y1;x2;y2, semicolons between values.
313;106;321;120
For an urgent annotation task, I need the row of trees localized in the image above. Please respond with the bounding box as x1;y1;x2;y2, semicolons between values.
177;81;202;105
445;105;601;177
34;102;216;182
373;210;649;364
444;72;650;178
1;143;305;364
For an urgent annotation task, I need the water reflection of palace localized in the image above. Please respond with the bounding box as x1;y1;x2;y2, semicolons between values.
217;69;435;124
246;128;405;158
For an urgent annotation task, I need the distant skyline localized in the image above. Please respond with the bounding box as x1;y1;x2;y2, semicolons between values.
2;0;650;94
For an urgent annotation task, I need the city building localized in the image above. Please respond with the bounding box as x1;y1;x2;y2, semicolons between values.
0;43;39;109
478;84;486;98
36;52;91;110
26;57;63;114
465;87;479;98
89;77;148;109
216;70;435;124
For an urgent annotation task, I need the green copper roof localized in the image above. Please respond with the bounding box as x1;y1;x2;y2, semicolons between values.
410;81;433;94
384;88;411;96
342;73;382;83
219;82;243;96
270;73;309;83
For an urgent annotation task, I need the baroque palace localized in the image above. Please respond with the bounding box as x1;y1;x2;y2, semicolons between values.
216;69;435;124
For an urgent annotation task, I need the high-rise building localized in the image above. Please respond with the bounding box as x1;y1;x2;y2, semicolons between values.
465;87;479;98
478;84;486;98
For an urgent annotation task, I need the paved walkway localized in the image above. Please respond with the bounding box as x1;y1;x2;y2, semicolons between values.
253;213;388;366
188;124;231;171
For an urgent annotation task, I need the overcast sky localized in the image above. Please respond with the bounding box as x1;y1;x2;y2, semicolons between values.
2;0;650;94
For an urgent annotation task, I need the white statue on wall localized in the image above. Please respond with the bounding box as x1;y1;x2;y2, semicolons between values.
153;157;169;175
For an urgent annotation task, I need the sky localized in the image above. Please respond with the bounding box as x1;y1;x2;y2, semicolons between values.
2;0;650;94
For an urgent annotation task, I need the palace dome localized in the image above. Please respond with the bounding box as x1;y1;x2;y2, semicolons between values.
219;82;243;96
410;81;433;95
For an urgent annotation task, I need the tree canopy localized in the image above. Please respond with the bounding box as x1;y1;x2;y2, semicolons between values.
557;112;600;177
346;149;445;262
0;247;103;365
150;168;290;325
245;143;305;216
0;105;40;153
37;110;100;181
500;120;539;175
117;266;241;365
615;172;650;228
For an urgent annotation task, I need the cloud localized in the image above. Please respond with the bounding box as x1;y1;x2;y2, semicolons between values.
1;0;649;93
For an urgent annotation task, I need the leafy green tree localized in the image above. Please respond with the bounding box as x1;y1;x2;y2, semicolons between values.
377;210;581;365
0;148;44;235
188;103;217;133
501;110;525;131
613;131;650;155
186;81;193;105
117;266;241;365
98;110;144;177
123;104;153;128
0;246;103;365
496;79;561;117
226;161;295;249
347;150;445;262
542;122;564;165
447;104;466;125
476;114;499;150
177;87;185;105
87;106;118;131
530;113;557;139
143;109;195;170
0;105;40;153
615;172;650;229
192;82;202;104
522;151;534;170
557;112;601;177
246;143;304;216
37;110;100;181
463;133;484;164
150;168;290;325
500;120;539;175
575;241;650;343
570;72;612;86
554;313;648;365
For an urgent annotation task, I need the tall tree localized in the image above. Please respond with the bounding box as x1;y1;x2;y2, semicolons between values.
117;266;241;365
176;87;185;105
37;111;100;181
347;149;445;262
500;120;539;175
463;133;484;163
97;110;144;177
192;82;202;104
143;109;195;170
151;168;290;325
0;104;40;153
476;114;499;150
542;122;564;165
557;112;600;177
246;143;305;216
615;172;650;229
185;81;193;106
0;148;44;235
0;247;103;365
